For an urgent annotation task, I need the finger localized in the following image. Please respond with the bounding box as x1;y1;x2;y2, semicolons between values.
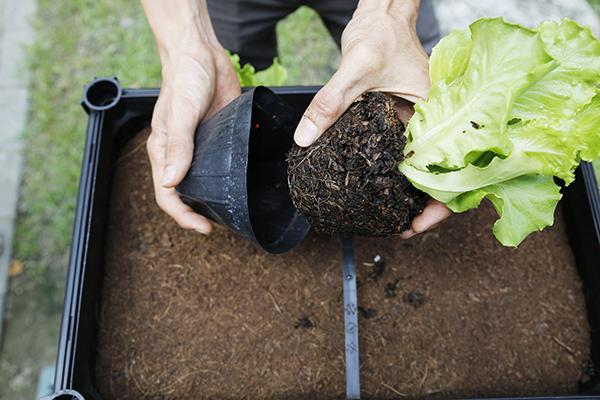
148;87;171;181
400;228;416;239
411;199;452;234
206;49;242;117
163;67;215;187
147;132;213;234
392;97;416;125
162;97;204;187
156;187;213;234
151;90;169;138
294;61;369;147
206;83;240;118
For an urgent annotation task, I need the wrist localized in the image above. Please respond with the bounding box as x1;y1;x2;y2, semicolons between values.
356;0;420;25
156;31;215;68
141;0;220;65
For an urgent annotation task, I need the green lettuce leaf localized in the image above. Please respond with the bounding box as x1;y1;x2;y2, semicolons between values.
447;175;562;247
228;52;288;87
401;18;600;246
429;28;472;83
405;18;554;171
254;58;288;87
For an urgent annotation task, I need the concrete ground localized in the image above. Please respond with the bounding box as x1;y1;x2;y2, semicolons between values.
0;0;597;399
0;0;35;337
433;0;600;35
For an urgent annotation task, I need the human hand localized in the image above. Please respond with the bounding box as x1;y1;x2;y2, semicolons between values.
293;0;450;238
142;0;241;234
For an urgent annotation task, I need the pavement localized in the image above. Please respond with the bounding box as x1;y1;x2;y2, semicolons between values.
0;0;36;336
432;0;600;35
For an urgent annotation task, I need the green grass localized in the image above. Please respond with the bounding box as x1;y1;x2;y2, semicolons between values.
16;1;162;274
3;2;336;399
277;7;340;84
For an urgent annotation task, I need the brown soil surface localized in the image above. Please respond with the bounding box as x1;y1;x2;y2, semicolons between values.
287;92;428;236
96;128;590;400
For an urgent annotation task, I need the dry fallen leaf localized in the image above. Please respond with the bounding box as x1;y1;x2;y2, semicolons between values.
9;260;24;277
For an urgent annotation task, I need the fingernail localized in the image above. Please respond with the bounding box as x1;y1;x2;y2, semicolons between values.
400;229;415;239
162;165;177;187
195;226;211;235
294;116;319;147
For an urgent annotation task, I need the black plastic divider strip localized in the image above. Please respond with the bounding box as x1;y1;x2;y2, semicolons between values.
341;236;360;399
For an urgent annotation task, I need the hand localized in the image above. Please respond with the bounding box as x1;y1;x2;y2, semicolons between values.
142;0;241;234
293;0;451;238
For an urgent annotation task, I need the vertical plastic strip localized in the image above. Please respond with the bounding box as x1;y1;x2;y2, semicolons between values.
341;236;361;399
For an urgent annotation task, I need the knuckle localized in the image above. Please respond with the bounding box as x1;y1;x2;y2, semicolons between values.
150;100;168;132
147;133;168;159
154;193;167;211
147;133;158;150
358;48;382;72
344;42;383;75
154;194;188;229
166;136;193;159
146;134;161;161
146;134;155;152
150;116;165;134
309;89;342;121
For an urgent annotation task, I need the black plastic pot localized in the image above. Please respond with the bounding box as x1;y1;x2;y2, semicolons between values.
42;77;600;400
176;86;309;253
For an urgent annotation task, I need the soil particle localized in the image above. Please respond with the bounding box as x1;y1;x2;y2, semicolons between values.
96;128;590;400
295;317;314;330
358;306;378;320
403;291;427;308
287;92;428;236
384;279;400;298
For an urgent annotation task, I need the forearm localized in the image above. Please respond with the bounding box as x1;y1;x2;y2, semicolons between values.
356;0;420;24
141;0;220;64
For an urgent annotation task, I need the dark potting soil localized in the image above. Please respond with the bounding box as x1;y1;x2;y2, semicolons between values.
287;92;428;236
96;128;590;400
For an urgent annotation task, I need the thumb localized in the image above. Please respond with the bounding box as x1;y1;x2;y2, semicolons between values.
162;93;208;188
294;63;368;147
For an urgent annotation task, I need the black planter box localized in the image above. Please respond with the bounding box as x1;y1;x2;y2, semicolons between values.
43;78;600;400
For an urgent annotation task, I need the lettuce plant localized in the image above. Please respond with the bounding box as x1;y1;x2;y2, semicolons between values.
400;18;600;246
228;52;288;87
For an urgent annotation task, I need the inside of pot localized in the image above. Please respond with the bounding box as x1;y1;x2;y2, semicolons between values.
246;88;309;253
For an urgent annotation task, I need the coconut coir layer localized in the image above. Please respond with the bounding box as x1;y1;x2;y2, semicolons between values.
96;128;590;399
